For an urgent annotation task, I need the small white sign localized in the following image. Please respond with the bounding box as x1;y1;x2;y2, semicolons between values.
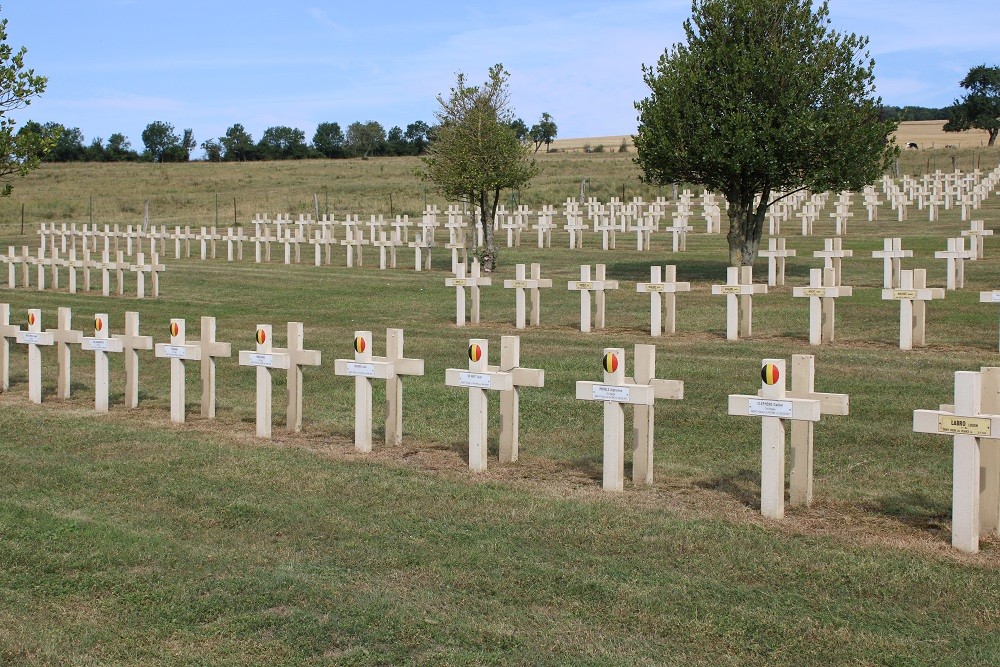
20;332;41;344
84;339;110;351
163;345;188;359
991;292;1000;303
748;398;794;418
346;362;376;377
459;372;492;389
592;384;631;402
247;353;274;367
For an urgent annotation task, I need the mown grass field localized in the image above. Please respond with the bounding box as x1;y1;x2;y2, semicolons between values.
0;149;999;665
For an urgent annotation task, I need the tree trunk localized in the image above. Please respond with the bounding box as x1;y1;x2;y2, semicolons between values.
989;129;998;147
725;190;770;267
478;190;498;272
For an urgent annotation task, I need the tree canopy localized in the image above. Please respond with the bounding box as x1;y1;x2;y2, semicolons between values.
944;65;1000;147
529;113;558;153
634;0;897;266
423;64;537;271
0;11;51;195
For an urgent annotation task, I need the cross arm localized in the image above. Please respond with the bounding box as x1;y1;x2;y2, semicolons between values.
728;394;821;421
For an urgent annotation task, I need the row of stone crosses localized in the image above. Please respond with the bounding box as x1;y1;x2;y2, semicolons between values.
12;164;997;290
1;302;996;555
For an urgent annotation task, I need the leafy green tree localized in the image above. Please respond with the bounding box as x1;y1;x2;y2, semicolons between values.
106;133;137;161
201;139;222;162
219;123;256;161
386;125;408;156
404;121;431;155
313;121;345;158
258;126;309;160
634;0;896;266
529;112;557;153
85;136;105;162
423;64;538;271
16;120;59;161
345;121;386;158
944;65;1000;147
48;125;86;162
508;118;529;143
141;121;181;162
0;12;51;195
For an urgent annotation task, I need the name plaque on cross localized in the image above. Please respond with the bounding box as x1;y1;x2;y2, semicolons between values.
82;339;111;352
345;362;376;377
748;398;794;418
246;353;274;367
937;415;991;436
459;372;492;389
718;285;743;294
161;345;188;359
891;290;918;299
591;384;631;402
20;332;42;344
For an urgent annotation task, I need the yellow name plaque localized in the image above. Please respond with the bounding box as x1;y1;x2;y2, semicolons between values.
937;415;992;437
719;285;743;294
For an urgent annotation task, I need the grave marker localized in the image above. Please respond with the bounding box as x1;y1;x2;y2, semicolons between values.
567;264;619;332
445;259;491;326
238;325;291;438
502;263;552;329
113;311;153;408
154;318;202;423
913;370;1000;553
272;322;322;432
444;339;513;472
15;309;54;404
47;307;83;399
710;266;767;341
758;238;796;287
728;359;821;518
871;238;912;289
80;313;124;413
636;265;690;336
489;336;544;464
195;316;231;418
791;267;852;345
334;331;394;452
0;303;21;391
881;269;944;350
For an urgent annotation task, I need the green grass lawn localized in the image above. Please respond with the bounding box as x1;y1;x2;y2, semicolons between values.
0;156;999;665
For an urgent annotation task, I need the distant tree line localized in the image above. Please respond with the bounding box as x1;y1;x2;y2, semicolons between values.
15;112;557;163
879;106;951;122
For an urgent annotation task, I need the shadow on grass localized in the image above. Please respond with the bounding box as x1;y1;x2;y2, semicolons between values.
865;490;951;534
606;258;813;282
694;468;760;509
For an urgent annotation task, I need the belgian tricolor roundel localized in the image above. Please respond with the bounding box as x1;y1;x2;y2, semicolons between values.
468;343;483;362
27;312;35;326
170;321;179;337
256;328;267;345
603;352;619;373
761;363;780;385
354;336;366;354
94;316;104;332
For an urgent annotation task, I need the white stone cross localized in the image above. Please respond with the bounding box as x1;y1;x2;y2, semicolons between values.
787;355;849;507
882;269;944;350
47;307;83;399
486;336;544;464
961;220;992;260
503;263;552;329
791;267;853;345
758;237;797;287
155;318;202;423
445;259;492;326
0;303;21;392
80;313;124;413
113;311;153;409
334;331;396;453
271;322;322;432
575;347;657;491
444;339;514;472
15;309;55;404
382;328;425;447
567;264;619;333
710;266;767;341
728;359;821;518
624;344;684;485
407;231;433;271
812;237;853;286
636;265;691;336
934;237;974;290
238;325;292;438
979;290;1000;351
913;369;1000;553
871;238;912;289
194;316;231;418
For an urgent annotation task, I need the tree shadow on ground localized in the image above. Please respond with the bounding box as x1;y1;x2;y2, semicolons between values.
864;490;951;535
606;258;813;282
694;468;761;510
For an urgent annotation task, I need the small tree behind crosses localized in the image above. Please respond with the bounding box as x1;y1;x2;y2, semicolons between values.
634;0;897;267
0;10;51;196
424;64;537;272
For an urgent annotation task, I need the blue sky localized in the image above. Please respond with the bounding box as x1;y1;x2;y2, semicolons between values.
4;1;998;153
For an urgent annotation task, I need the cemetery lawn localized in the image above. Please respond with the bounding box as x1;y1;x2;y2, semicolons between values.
1;151;999;665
